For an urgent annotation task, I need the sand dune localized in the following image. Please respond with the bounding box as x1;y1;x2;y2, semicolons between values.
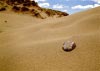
0;7;100;71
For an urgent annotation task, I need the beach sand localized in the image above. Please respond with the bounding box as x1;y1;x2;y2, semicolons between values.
0;7;100;71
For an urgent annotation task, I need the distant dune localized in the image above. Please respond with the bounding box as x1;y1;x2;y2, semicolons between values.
0;0;68;18
0;6;100;71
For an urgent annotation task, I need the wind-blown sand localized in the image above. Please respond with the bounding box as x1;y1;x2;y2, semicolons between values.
0;7;100;71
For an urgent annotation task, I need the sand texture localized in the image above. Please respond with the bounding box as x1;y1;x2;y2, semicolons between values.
0;7;100;71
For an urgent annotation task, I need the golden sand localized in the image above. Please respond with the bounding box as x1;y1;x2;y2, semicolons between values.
0;7;100;71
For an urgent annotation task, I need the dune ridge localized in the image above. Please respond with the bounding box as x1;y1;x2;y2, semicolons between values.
0;0;68;18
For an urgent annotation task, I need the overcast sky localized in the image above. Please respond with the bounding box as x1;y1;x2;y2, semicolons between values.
35;0;100;14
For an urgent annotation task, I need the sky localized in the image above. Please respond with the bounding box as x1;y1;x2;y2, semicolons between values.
34;0;100;14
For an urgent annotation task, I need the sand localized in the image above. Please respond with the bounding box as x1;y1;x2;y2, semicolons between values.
0;7;100;71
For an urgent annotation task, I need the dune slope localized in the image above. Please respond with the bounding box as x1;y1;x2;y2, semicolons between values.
0;7;100;71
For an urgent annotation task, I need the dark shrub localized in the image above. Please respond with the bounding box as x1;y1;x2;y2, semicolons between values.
45;10;56;16
0;7;6;11
23;3;31;6
61;12;68;16
31;9;35;13
31;10;43;18
34;13;42;18
21;7;29;12
38;8;42;11
12;6;20;11
31;1;38;6
23;1;31;6
45;11;51;16
6;0;24;5
34;12;39;17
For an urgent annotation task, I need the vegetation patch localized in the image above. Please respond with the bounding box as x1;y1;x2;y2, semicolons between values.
21;6;29;12
12;5;20;11
0;0;68;18
0;1;7;11
42;8;68;17
0;7;6;11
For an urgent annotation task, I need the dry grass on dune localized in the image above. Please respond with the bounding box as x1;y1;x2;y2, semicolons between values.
0;7;100;71
0;0;68;18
